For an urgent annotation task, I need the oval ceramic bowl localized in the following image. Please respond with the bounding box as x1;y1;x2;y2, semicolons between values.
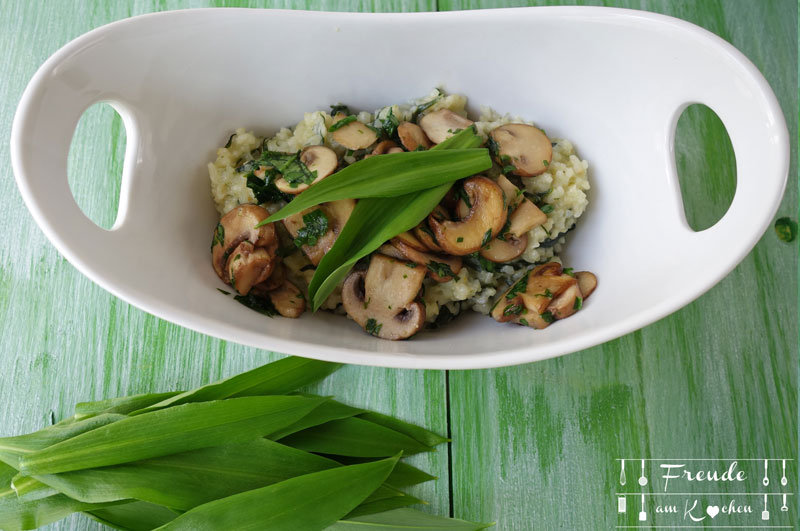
11;8;788;369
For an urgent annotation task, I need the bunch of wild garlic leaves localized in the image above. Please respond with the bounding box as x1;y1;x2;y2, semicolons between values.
0;357;490;530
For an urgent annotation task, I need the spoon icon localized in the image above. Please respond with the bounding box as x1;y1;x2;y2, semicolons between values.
781;460;787;486
639;459;648;486
763;459;769;487
620;459;626;486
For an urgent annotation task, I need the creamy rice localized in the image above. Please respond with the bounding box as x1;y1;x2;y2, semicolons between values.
208;90;590;325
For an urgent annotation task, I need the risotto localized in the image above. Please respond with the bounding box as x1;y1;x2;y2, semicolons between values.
208;90;595;339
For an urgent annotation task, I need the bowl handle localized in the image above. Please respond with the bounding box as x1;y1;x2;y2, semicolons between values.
661;64;789;280
11;64;146;284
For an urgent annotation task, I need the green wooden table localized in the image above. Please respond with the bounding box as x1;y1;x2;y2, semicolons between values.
1;1;796;529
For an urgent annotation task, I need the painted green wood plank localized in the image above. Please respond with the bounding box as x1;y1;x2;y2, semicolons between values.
441;0;799;528
0;2;443;531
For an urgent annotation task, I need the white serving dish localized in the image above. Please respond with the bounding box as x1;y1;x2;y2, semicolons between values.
11;8;788;369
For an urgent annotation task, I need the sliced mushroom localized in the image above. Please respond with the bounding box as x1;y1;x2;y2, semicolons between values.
275;145;339;195
384;239;463;283
341;254;426;340
419;109;474;144
496;175;524;209
394;231;428;252
332;120;379;150
479;234;528;263
508;199;547;237
413;221;443;253
491;261;582;329
489;124;552;177
373;140;398;155
226;241;276;296
282;199;356;265
260;262;287;291
211;204;278;284
547;283;582;320
575;271;598;298
397;122;432;151
428;177;507;255
387;147;404;154
266;281;306;318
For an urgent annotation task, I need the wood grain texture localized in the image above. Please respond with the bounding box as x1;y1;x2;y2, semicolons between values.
0;1;796;530
440;0;798;528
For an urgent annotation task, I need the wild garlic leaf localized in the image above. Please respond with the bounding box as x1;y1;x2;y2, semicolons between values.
326;508;494;530
19;396;327;475
132;356;342;415
262;146;491;224
151;456;400;531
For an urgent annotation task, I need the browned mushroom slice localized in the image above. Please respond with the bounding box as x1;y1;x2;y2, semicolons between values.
518;274;578;314
397;122;432;151
226;241;276;296
419;109;474;144
575;271;598;298
282;199;355;265
509;199;547;237
211;204;278;283
531;261;563;277
495;175;524;209
373;140;398;154
547;283;582;320
387;240;463;283
332;120;379;150
394;231;428;252
260;262;287;291
428;177;507;256
489;123;553;177
413;221;443;253
341;254;427;340
267;280;306;318
480;234;528;263
275;145;339;194
387;147;404;154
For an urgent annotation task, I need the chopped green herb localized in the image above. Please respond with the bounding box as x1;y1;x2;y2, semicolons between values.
481;229;493;248
486;136;500;158
224;133;236;149
403;274;407;279
216;288;231;295
234;293;278;317
540;311;555;323
503;303;525;316
542;159;549;167
377;107;400;138
562;267;574;276
502;164;516;174
506;271;530;300
775;217;797;242
364;297;371;309
456;237;464;243
246;172;288;204
573;296;583;311
365;318;382;337
540;204;554;214
327;115;357;132
329;104;351;116
410;91;441;121
419;225;435;238
496;215;512;242
257;150;317;188
427;261;460;281
536;288;553;298
211;223;225;251
455;182;472;209
405;262;418;268
519;318;530;327
293;209;329;248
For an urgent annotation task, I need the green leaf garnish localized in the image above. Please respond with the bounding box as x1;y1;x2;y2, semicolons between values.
573;296;583;310
365;318;382;337
328;115;357;132
293;209;329;248
261;146;491;225
426;261;460;281
540;311;555;323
